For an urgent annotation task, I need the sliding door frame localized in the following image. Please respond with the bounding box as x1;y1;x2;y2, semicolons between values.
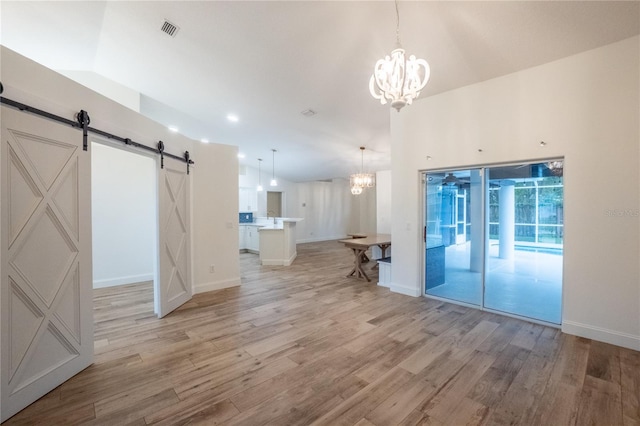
420;167;487;310
419;158;564;328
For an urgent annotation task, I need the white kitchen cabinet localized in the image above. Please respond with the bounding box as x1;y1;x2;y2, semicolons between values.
239;225;247;250
247;226;260;252
239;187;258;212
239;225;260;253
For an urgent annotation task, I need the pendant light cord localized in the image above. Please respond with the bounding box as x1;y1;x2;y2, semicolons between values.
272;149;276;180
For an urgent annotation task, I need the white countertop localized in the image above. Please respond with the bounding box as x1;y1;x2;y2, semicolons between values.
241;217;303;230
278;217;304;222
254;217;303;223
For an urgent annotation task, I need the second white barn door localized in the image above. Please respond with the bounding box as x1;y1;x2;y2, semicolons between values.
157;156;192;318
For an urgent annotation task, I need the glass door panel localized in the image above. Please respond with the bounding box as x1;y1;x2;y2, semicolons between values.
425;169;483;306
484;162;564;324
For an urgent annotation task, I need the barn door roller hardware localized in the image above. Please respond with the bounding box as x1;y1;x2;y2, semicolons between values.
184;151;194;175
0;81;195;170
158;141;165;169
76;110;90;151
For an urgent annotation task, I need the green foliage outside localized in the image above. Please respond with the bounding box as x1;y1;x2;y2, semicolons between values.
489;177;563;244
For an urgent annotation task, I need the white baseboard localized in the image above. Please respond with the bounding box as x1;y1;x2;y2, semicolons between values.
562;320;640;351
193;277;241;294
389;282;421;297
93;273;154;288
260;252;298;266
377;282;390;288
284;252;297;266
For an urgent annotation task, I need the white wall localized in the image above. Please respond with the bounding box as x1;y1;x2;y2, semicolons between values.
376;170;392;234
296;180;353;242
91;142;156;288
239;163;377;242
192;142;240;293
57;70;141;112
238;163;296;218
390;36;640;350
1;46;240;296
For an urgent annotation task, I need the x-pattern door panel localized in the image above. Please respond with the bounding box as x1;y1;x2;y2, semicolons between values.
157;157;191;317
1;107;92;421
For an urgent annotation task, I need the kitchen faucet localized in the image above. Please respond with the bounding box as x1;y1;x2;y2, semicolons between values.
267;210;277;225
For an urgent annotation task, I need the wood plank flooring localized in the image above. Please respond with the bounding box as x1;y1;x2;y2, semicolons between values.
4;240;639;425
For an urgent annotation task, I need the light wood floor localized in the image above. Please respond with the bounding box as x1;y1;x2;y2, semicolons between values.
5;240;639;425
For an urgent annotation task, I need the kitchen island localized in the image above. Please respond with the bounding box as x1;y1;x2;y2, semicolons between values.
258;218;303;266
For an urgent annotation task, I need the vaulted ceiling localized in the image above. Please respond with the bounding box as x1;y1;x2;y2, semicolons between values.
2;1;639;182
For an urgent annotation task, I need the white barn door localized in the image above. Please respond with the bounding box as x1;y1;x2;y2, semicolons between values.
157;156;191;318
1;107;93;421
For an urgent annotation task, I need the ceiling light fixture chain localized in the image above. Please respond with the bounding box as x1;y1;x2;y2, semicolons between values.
370;0;430;111
395;0;401;47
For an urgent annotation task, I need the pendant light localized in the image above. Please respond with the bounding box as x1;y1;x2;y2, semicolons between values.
257;158;263;192
270;149;278;186
369;0;430;111
350;146;375;195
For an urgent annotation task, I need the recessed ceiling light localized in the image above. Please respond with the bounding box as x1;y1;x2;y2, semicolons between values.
201;138;209;144
301;109;316;117
168;125;179;133
227;114;239;123
237;152;245;159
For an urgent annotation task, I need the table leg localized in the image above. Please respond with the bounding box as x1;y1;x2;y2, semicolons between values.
372;243;391;270
346;248;357;277
346;247;370;281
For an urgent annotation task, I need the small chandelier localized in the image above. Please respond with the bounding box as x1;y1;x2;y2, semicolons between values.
257;158;263;192
350;147;375;195
369;0;430;112
270;149;278;186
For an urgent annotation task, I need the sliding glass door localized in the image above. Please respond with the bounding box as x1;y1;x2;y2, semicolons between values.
424;169;483;306
424;161;564;325
484;162;564;323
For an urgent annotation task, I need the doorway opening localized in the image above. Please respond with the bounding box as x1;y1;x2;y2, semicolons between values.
91;141;158;319
267;191;282;217
423;161;564;325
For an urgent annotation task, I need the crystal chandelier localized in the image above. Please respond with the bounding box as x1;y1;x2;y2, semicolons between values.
369;0;430;111
350;147;375;195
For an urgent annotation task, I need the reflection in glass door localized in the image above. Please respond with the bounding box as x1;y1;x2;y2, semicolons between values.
424;170;483;306
484;162;563;324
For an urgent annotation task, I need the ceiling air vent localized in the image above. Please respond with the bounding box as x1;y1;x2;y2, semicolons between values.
161;20;179;37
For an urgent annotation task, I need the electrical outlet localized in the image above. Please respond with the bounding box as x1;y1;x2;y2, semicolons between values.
209;265;215;273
